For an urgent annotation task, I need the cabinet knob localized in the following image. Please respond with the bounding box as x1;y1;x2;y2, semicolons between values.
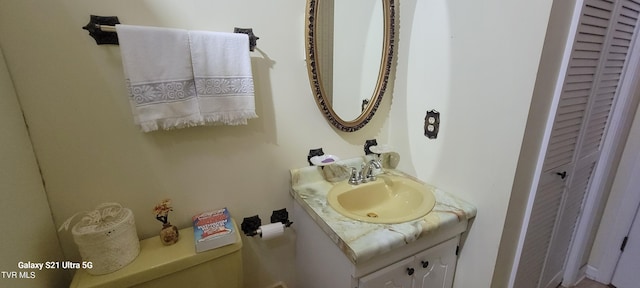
421;261;429;268
407;268;415;276
556;171;567;179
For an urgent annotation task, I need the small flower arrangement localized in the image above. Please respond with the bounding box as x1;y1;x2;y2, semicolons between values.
153;198;179;245
153;198;173;225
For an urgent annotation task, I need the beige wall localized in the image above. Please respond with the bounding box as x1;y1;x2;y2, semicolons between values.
391;0;554;287
0;0;560;287
0;48;67;287
0;1;390;287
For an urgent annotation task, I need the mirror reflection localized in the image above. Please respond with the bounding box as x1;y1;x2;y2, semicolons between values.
306;0;395;132
316;0;384;121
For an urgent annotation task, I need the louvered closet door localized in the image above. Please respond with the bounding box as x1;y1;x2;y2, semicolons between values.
542;2;639;287
514;170;569;288
540;155;598;288
514;1;640;287
515;2;610;286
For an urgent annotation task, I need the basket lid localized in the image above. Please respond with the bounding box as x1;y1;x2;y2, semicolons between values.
60;203;132;235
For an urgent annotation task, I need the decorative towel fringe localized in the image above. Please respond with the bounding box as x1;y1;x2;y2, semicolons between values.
202;111;258;126
138;115;205;133
136;111;259;132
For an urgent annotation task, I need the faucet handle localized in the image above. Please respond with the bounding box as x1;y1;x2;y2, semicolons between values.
366;166;377;182
348;167;360;185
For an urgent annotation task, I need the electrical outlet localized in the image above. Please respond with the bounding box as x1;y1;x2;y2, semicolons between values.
424;110;440;139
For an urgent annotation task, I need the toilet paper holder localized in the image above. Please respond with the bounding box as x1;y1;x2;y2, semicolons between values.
241;208;293;237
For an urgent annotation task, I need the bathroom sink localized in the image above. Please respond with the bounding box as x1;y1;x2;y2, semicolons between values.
327;174;436;224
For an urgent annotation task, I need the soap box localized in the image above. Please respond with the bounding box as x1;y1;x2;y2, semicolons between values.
192;208;237;253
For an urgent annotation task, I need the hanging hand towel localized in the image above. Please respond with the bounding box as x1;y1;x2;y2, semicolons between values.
116;25;202;132
188;31;258;125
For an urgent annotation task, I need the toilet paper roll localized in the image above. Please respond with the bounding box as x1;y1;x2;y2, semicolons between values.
259;223;285;240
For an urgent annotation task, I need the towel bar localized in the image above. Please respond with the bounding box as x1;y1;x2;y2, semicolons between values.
82;15;259;51
91;24;117;33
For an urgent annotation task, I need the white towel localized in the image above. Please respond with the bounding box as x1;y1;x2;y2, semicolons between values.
188;31;258;125
116;24;202;132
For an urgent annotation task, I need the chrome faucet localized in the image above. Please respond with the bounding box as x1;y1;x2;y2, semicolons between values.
361;159;382;183
349;159;382;185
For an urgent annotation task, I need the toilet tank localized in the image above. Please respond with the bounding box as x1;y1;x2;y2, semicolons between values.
70;220;243;288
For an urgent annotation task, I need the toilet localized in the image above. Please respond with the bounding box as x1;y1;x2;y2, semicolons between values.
70;220;243;288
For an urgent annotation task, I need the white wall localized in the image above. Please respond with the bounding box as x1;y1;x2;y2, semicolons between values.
588;100;640;282
0;48;67;287
0;1;390;287
391;0;554;287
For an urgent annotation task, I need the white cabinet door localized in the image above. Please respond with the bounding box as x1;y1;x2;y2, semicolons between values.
413;237;458;288
359;237;459;288
359;257;414;288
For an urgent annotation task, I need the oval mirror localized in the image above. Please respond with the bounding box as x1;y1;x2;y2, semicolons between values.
305;0;395;132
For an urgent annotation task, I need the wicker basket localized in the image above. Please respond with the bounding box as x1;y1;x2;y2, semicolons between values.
62;203;140;275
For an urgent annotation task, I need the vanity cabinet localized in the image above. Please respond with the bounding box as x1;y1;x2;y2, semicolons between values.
358;237;458;288
293;201;465;288
358;257;414;288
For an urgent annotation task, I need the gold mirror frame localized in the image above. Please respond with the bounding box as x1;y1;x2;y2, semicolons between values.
305;0;396;132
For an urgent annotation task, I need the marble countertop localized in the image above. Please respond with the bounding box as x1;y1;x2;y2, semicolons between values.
290;157;477;264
